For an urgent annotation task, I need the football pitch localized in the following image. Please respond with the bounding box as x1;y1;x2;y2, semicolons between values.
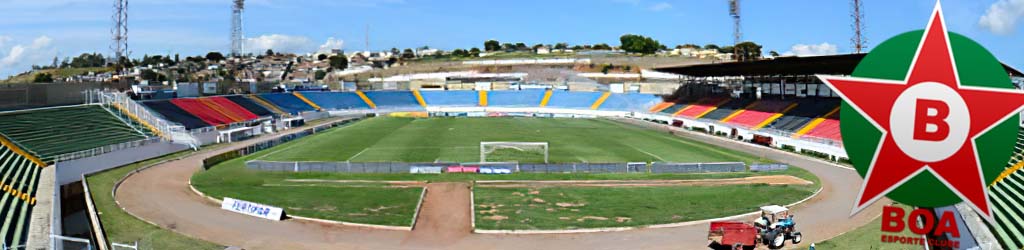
257;117;764;164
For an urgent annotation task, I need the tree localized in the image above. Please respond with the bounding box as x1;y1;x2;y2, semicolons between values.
451;49;469;57
501;43;515;51
719;46;734;54
70;53;106;68
619;34;662;54
514;42;528;50
571;45;584;50
532;44;545;50
174;53;180;63
328;54;348;70
205;52;226;61
679;44;700;49
554;43;569;50
402;48;416;59
592;43;612;50
469;47;481;57
317;54;328;61
390;47;400;56
265;49;274;56
703;44;720;50
734;41;763;61
140;69;162;81
314;70;326;80
769;50;780;57
33;73;54;83
484;40;500;52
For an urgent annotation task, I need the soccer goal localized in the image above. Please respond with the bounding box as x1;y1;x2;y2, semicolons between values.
480;141;549;163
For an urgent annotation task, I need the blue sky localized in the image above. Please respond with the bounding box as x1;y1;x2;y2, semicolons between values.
1;0;1022;78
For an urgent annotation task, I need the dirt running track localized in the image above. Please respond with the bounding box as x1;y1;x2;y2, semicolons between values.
116;118;886;250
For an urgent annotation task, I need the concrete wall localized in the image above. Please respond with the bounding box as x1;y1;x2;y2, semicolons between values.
54;141;190;185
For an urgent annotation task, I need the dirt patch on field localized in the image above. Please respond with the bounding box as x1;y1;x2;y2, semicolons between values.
474;175;812;188
402;182;471;247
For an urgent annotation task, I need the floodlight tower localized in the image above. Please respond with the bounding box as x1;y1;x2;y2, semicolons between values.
729;0;741;61
851;0;867;53
231;0;244;57
111;0;128;71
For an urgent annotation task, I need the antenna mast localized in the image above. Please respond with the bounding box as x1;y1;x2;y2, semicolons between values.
729;0;741;61
851;0;866;53
231;0;244;57
111;0;128;72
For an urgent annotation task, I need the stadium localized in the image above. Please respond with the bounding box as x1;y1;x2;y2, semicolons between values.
1;51;1021;250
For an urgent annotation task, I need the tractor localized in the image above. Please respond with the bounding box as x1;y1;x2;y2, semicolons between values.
708;205;802;250
754;205;803;249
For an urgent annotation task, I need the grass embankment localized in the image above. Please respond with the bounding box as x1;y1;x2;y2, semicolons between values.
85;151;222;250
2;67;111;83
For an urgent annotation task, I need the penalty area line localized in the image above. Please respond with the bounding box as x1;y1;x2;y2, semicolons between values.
347;148;371;161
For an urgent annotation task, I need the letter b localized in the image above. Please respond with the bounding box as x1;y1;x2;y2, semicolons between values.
914;99;950;141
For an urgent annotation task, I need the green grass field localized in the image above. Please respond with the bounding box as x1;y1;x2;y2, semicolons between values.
474;184;816;230
258;117;766;163
193;117;820;229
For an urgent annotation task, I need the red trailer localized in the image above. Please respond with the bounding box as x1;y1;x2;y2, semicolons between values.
707;221;758;250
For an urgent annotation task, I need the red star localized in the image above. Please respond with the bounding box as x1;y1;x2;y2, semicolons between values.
817;2;1024;221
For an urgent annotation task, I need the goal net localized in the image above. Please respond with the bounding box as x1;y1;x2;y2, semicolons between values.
480;141;549;163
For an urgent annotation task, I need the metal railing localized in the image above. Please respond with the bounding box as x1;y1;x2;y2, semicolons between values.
51;137;164;163
88;91;199;149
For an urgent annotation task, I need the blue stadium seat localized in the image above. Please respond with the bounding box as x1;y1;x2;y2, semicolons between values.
363;91;421;108
300;92;371;110
489;90;546;107
419;90;477;107
598;93;660;111
257;93;316;114
546;91;603;108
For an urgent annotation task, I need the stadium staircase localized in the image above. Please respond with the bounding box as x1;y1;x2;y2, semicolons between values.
256;93;317;114
648;102;675;113
545;91;604;109
355;91;377;109
362;91;421;109
986;126;1024;249
794;107;841;141
412;90;427;107
721;100;798;129
676;97;730;118
0;141;44;248
298;92;371;110
247;94;291;116
478;90;488;106
701;98;756;121
291;92;322;111
539;90;553;107
767;98;840;133
589;92;612;110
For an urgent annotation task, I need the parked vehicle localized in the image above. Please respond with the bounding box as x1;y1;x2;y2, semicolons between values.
707;205;802;250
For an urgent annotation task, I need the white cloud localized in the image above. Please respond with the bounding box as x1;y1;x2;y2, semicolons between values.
244;34;314;54
0;36;57;78
979;0;1024;35
649;2;672;11
317;37;344;53
782;42;838;57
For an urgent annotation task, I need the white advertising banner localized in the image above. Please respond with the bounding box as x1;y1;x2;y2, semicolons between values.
221;197;284;221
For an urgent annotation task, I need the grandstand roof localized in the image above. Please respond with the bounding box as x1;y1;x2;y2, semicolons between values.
654;53;1024;78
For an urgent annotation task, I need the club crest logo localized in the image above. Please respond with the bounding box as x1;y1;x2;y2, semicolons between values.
817;2;1024;222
